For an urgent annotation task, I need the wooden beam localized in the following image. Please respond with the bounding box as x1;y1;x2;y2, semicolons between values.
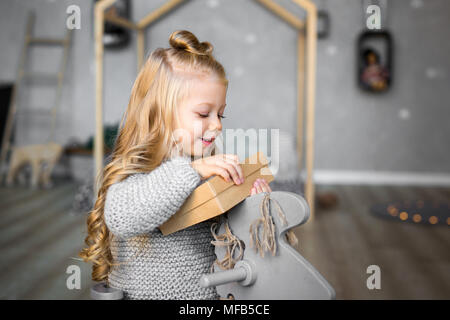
96;0;116;14
293;0;317;218
104;9;138;30
296;30;305;172
50;29;72;142
255;0;305;30
137;0;185;29
94;0;116;193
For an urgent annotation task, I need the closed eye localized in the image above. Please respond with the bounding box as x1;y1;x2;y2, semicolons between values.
198;113;226;119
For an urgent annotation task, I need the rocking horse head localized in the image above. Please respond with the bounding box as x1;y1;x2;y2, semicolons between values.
201;190;336;300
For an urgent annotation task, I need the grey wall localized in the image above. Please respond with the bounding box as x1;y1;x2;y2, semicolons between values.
0;0;449;180
315;0;450;173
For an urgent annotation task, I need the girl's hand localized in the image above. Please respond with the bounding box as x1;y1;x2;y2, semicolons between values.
191;154;244;185
250;178;272;196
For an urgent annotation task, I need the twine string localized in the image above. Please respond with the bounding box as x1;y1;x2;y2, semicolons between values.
210;214;244;272
210;192;298;271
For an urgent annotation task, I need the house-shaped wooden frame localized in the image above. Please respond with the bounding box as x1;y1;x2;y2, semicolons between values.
94;0;318;215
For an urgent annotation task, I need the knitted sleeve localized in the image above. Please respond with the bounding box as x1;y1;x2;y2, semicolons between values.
104;156;201;239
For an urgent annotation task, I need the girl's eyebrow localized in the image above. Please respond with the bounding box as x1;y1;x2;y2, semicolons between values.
195;102;226;109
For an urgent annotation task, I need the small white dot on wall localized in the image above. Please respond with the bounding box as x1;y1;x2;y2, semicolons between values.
234;66;244;77
245;33;257;44
425;67;439;79
398;108;410;120
410;0;424;9
206;0;220;9
326;45;337;56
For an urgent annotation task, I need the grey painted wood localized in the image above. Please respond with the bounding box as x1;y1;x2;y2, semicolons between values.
206;191;335;300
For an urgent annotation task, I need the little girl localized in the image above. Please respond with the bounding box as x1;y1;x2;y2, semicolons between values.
79;30;272;300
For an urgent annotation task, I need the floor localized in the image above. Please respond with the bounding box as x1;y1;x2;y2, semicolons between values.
0;180;448;299
295;184;450;299
0;179;93;299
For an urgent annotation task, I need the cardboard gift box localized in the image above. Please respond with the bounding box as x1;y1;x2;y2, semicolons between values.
159;152;274;235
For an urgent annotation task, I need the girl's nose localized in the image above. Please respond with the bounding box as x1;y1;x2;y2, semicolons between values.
209;117;222;132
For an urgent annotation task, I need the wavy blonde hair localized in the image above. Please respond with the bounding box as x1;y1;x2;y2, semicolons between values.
79;30;228;283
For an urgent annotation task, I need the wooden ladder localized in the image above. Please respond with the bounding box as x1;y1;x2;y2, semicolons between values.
0;11;72;183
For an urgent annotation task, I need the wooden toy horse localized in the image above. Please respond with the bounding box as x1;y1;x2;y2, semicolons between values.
5;142;63;188
200;191;335;300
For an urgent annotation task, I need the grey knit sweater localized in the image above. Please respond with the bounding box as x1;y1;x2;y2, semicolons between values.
104;156;220;300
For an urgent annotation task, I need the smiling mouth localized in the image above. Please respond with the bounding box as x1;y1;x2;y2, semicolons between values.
200;137;215;146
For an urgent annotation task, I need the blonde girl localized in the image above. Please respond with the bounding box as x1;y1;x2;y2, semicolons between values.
79;30;272;300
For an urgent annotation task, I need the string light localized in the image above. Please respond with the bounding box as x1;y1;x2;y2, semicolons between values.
384;201;448;225
429;216;438;225
387;205;398;216
399;211;408;221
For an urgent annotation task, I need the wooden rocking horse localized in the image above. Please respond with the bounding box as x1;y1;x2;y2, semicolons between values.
200;190;335;300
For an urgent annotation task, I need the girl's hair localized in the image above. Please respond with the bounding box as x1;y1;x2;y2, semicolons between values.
79;30;228;283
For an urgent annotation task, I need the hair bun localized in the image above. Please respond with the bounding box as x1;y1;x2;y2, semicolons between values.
169;30;213;56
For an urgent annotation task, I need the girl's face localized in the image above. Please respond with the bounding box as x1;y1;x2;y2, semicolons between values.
175;76;227;157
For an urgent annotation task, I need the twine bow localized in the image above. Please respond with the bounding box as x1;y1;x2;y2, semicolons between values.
210;192;298;271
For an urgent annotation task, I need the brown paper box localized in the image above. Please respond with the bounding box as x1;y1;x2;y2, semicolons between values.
159;152;274;235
